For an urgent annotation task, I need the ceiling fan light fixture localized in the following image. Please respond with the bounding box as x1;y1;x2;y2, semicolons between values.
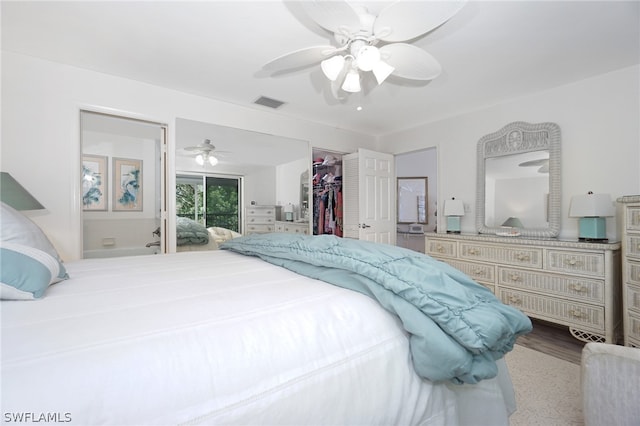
341;69;361;93
208;155;219;166
356;45;380;72
195;154;205;166
372;60;395;85
321;55;345;81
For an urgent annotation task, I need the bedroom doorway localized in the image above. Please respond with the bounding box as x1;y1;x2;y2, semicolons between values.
176;174;241;232
80;110;168;258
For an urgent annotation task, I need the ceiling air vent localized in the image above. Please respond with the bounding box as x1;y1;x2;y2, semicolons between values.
254;96;286;109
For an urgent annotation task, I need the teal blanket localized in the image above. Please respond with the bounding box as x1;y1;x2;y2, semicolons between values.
221;233;532;384
176;217;209;246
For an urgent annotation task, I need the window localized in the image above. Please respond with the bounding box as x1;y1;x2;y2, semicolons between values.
176;174;241;232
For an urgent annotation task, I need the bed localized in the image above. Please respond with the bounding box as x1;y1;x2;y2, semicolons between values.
1;203;531;425
175;216;241;252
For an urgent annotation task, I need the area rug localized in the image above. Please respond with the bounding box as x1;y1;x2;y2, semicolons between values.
506;344;584;426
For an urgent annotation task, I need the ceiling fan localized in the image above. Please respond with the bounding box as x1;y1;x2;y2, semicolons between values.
262;0;466;98
182;139;230;166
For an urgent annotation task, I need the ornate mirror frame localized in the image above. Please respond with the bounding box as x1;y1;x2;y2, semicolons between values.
476;121;561;238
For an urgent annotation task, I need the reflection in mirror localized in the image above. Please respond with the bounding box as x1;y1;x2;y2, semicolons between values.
300;170;309;221
175;118;310;248
484;150;549;228
397;177;428;224
476;122;561;238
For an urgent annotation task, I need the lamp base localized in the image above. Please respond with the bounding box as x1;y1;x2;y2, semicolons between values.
578;217;607;242
446;216;461;234
578;237;609;243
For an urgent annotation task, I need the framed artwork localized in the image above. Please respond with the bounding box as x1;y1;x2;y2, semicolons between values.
82;155;108;211
397;177;428;224
113;157;143;211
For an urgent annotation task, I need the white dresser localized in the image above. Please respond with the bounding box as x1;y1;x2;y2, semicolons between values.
618;195;640;347
244;205;278;235
275;221;310;235
425;232;621;344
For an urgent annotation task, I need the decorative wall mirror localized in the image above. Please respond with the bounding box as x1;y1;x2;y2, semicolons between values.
476;121;561;238
397;177;428;224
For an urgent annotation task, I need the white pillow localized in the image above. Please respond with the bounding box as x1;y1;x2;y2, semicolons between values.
0;202;62;261
0;242;68;300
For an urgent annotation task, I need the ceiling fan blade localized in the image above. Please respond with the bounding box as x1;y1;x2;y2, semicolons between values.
300;0;361;37
262;45;338;72
374;0;466;42
380;43;442;81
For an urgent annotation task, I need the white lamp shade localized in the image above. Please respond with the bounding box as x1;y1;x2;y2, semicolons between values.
372;60;395;84
444;198;464;216
208;155;219;166
195;154;205;166
321;55;345;81
569;193;614;217
341;69;361;93
356;45;380;72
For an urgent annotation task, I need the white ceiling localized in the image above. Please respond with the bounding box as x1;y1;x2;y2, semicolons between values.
2;1;639;137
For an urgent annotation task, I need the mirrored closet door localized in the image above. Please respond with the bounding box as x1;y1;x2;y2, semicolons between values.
80;111;167;258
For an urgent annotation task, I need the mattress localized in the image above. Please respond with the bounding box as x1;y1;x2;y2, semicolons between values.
1;250;516;425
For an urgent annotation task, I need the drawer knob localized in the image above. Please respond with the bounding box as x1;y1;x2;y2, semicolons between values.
508;295;522;305
508;273;522;282
468;248;480;255
569;283;588;293
473;268;485;276
569;309;586;319
436;244;445;253
565;258;581;266
515;253;530;261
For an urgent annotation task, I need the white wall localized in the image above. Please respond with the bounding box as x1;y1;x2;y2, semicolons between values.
1;51;376;260
381;65;640;241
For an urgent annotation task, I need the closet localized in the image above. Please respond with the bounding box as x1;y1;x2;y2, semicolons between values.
312;149;344;236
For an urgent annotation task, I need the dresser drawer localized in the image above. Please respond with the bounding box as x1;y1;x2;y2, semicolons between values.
246;206;277;216
628;312;640;345
499;288;604;332
626;206;640;231
426;239;457;258
499;267;604;304
459;243;542;269
279;222;310;234
246;215;275;225
626;235;640;259
627;260;640;286
445;259;495;284
626;284;640;314
546;250;605;277
245;224;275;233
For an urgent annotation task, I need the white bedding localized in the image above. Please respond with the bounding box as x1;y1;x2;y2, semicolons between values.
1;250;516;425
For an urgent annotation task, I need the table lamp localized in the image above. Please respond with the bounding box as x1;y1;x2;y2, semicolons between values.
569;191;614;242
0;172;45;210
444;197;464;234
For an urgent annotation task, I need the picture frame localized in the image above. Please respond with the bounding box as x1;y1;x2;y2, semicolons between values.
113;157;143;211
397;177;428;224
82;154;108;211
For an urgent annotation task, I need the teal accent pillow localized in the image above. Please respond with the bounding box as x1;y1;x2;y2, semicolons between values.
0;242;68;300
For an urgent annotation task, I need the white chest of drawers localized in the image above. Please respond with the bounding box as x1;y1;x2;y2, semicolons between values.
618;195;640;347
244;205;278;234
425;232;621;344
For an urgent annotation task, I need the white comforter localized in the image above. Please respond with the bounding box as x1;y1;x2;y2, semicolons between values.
1;251;516;425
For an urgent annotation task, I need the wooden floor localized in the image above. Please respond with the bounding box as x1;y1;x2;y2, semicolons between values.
515;319;586;364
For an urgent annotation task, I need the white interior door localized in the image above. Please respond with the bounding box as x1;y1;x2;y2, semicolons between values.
343;148;395;244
